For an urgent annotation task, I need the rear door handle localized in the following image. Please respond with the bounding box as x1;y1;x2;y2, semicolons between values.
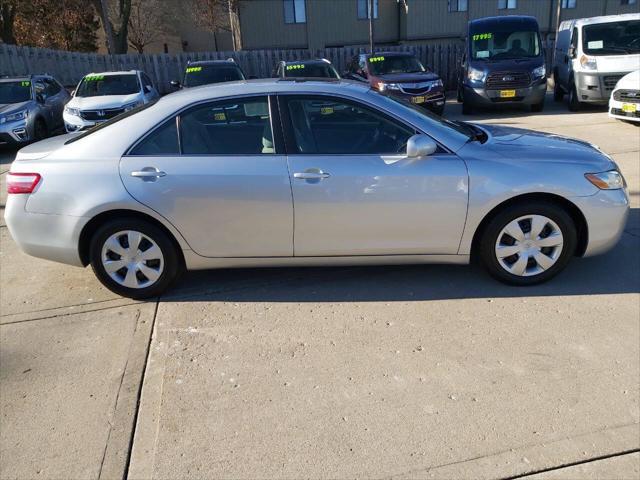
131;167;166;181
293;171;331;180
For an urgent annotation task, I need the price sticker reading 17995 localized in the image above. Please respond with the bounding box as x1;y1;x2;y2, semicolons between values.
472;33;493;41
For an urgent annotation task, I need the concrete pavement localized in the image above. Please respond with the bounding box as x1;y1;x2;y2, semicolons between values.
1;96;639;479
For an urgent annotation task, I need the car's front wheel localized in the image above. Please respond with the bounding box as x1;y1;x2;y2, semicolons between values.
479;202;577;286
89;218;182;299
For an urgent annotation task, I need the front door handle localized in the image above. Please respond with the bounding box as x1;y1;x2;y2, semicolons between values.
293;171;331;180
131;167;166;181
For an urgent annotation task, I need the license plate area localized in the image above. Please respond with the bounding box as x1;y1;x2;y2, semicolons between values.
500;90;516;98
621;103;637;113
411;96;426;104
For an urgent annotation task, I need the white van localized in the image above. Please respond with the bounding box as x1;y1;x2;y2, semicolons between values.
552;13;640;111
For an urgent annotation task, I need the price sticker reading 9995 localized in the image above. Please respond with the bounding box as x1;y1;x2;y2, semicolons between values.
286;64;304;71
186;66;202;73
369;56;385;63
472;33;492;41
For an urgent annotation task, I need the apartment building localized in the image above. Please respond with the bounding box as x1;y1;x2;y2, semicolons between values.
237;0;639;50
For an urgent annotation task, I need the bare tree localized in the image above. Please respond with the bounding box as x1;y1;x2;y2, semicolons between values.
190;0;241;51
0;0;18;44
127;0;175;53
92;0;132;54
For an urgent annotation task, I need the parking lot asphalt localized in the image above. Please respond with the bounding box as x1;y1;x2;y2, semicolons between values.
1;94;639;479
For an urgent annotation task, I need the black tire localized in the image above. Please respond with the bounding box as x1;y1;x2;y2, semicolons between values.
553;76;564;102
89;218;183;299
531;99;545;113
34;118;48;141
479;201;577;286
568;82;581;112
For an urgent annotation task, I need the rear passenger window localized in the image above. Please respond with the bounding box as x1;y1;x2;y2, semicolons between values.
179;96;273;155
130;118;179;155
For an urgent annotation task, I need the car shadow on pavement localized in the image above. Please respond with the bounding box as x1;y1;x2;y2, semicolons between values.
161;208;639;304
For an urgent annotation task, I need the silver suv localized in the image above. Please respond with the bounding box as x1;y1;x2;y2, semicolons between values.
0;75;70;147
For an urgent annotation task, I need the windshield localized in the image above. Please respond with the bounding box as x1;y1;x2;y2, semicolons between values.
471;30;541;60
367;55;426;75
0;81;32;104
76;74;140;97
382;94;473;140
582;20;640;55
284;63;339;78
183;65;245;87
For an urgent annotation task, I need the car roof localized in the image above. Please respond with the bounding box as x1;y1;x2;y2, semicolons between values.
187;60;239;66
0;74;49;82
363;51;416;58
282;59;332;65
469;15;539;29
561;12;639;28
82;70;140;77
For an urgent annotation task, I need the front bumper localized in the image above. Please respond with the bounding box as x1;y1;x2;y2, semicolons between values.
572;188;630;257
63;112;98;133
385;88;446;112
609;97;640;122
463;79;547;107
574;71;627;104
4;194;87;267
0;119;32;145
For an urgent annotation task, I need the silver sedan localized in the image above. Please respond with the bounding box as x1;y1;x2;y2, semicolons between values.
5;80;629;298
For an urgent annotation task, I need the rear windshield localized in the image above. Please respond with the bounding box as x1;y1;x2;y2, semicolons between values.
582;20;640;55
76;74;140;97
0;81;32;103
367;55;425;75
183;65;245;87
284;63;340;79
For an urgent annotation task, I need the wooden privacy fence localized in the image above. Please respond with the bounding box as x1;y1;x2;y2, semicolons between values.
1;43;465;94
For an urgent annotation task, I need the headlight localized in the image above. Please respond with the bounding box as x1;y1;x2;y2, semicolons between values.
123;101;143;111
532;65;546;79
377;82;401;92
432;79;443;88
585;170;625;190
64;106;80;116
2;110;28;123
579;55;597;70
467;67;485;82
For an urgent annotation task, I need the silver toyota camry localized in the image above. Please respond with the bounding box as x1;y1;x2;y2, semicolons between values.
5;79;629;299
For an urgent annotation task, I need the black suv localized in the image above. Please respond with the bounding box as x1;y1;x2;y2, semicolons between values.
171;59;246;89
343;52;445;115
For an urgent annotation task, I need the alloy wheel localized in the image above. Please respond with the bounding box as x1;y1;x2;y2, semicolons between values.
100;230;164;289
494;214;564;277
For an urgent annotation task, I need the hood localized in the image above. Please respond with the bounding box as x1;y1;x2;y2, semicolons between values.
615;69;640;90
590;55;640;75
478;123;615;171
14;133;79;161
67;93;142;110
374;71;440;83
0;101;32;115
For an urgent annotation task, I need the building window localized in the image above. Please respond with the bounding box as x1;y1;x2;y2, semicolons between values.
621;0;637;4
284;0;306;24
448;0;468;12
357;0;378;19
498;0;517;9
561;0;577;8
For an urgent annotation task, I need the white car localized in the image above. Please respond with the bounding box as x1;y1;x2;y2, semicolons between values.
609;70;640;124
64;70;159;132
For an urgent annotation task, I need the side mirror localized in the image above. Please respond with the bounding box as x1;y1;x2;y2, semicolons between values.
406;134;437;158
70;89;75;96
568;46;576;58
170;80;181;89
143;85;152;93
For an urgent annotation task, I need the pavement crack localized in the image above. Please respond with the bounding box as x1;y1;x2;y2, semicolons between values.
504;448;640;479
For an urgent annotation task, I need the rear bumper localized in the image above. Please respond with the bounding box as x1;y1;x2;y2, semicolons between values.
4;195;87;267
572;188;630;257
463;79;547;107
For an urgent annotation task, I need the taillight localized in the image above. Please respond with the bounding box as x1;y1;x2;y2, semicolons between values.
7;173;41;194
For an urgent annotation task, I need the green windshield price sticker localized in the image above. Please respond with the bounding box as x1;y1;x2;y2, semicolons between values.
20;81;31;87
472;33;492;41
85;75;104;81
286;64;304;70
369;56;385;63
186;66;202;73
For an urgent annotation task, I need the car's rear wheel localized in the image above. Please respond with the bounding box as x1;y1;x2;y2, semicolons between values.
479;202;577;286
89;218;182;299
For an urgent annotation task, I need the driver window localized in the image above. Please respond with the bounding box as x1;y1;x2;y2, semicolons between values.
34;81;46;100
285;97;414;155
